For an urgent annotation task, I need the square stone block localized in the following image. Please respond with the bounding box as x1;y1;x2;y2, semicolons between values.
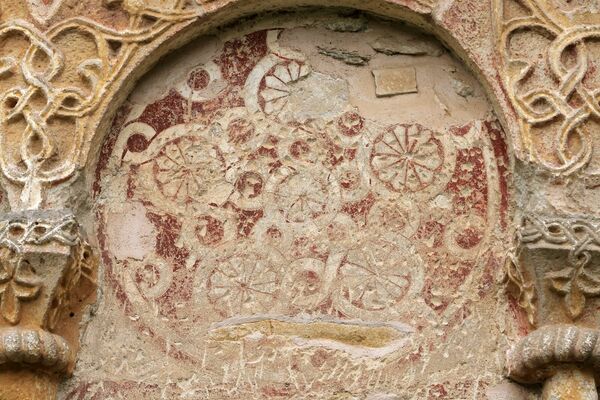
372;67;418;97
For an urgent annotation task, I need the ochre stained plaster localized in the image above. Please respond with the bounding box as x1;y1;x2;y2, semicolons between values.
80;13;514;399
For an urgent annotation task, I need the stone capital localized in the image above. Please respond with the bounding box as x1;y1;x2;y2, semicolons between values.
0;210;96;378
506;214;600;398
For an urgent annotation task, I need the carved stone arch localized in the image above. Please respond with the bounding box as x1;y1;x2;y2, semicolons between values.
79;0;521;192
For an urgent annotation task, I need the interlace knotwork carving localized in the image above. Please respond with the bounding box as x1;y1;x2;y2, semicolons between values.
0;2;198;210
506;324;600;384
496;0;600;175
517;214;600;319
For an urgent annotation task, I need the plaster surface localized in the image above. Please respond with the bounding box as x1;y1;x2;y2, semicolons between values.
62;11;526;400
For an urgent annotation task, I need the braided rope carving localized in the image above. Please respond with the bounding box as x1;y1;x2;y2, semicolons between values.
507;324;600;384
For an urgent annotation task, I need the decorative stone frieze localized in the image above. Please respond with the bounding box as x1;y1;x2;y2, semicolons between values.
495;0;600;176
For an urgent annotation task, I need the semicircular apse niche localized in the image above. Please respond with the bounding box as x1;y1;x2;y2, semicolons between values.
75;9;517;400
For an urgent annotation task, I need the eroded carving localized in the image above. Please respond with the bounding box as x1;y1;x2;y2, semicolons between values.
506;324;600;384
505;214;600;398
509;214;600;320
0;210;95;374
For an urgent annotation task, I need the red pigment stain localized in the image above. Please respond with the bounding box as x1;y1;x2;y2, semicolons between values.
235;172;264;199
583;60;597;90
450;124;472;136
146;212;189;264
187;68;210;90
266;225;282;240
218;30;269;86
478;254;498;298
416;220;445;248
126;133;150;153
428;384;448;399
289;140;310;159
190;88;242;123
339;170;360;190
423;261;473;313
507;293;533;335
310;349;330;367
337;111;365;137
326;143;345;167
454;226;483;249
136;89;187;134
291;236;328;260
341;192;376;225
446;145;488;216
143;212;196;325
93;105;131;197
195;215;225;246
96;208;196;364
225;202;264;237
344;148;357;161
228;118;256;145
484;120;510;229
126;165;139;199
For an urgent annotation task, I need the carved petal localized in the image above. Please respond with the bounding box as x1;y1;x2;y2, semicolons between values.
13;283;40;301
565;284;586;319
0;284;20;325
546;267;573;294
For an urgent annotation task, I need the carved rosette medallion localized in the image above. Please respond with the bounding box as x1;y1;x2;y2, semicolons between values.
0;210;95;374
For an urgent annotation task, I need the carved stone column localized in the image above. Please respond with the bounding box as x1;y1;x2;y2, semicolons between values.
505;214;600;399
0;210;96;400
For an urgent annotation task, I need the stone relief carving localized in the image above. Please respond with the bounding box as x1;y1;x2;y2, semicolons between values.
506;213;600;398
82;10;519;399
496;0;600;176
0;0;598;398
0;2;197;210
0;211;95;374
507;214;600;322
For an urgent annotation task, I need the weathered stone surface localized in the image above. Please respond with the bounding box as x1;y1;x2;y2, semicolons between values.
370;36;444;57
325;13;368;32
372;67;418;97
318;46;371;65
0;0;598;399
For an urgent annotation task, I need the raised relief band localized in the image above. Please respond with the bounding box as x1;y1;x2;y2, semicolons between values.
0;210;95;375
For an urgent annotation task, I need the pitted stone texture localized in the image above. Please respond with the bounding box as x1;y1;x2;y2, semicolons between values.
372;67;418;97
0;328;71;372
506;324;600;384
68;11;520;400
